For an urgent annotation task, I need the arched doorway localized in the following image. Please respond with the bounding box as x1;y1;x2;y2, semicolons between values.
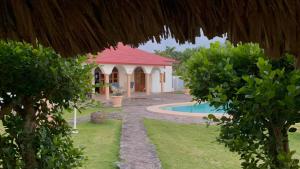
109;67;119;92
134;67;145;92
94;67;104;94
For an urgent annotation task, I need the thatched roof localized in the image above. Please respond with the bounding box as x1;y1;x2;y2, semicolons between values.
1;0;299;61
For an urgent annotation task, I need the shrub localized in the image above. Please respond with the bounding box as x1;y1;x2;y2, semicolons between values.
182;42;300;168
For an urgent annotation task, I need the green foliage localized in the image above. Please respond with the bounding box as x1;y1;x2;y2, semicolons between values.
202;113;220;127
154;46;199;74
182;42;300;168
0;41;92;169
154;46;181;60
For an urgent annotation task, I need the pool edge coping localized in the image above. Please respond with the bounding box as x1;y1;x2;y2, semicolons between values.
146;102;226;118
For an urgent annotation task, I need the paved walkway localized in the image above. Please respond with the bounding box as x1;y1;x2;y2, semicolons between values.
118;93;205;169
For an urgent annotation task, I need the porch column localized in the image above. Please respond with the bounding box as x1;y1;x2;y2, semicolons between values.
104;74;110;100
127;74;131;98
145;73;150;95
160;73;164;93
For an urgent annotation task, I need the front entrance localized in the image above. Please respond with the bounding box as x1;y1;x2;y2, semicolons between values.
134;67;145;92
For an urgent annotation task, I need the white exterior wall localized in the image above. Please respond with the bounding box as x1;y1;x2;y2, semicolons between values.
151;69;161;93
163;66;174;92
101;64;115;74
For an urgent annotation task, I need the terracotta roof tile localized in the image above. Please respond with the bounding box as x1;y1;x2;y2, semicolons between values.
88;43;175;66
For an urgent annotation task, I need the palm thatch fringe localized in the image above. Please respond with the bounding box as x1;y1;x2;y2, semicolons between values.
0;0;299;58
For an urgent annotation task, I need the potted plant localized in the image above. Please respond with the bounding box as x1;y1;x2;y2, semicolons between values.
111;87;124;107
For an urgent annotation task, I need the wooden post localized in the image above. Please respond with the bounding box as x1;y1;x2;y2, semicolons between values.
104;74;110;100
127;74;131;98
145;73;150;95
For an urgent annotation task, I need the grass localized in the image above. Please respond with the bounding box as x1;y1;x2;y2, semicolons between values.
289;132;300;159
63;105;121;121
0;119;121;169
144;119;300;169
73;120;121;169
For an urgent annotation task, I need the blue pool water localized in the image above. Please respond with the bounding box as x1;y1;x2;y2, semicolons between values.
162;103;224;114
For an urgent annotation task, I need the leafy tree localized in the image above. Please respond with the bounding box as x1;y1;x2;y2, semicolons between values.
155;46;199;74
0;41;92;169
182;42;300;168
154;46;180;60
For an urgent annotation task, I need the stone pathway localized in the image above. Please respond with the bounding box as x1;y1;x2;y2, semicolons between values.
118;93;205;169
69;93;205;169
119;107;162;169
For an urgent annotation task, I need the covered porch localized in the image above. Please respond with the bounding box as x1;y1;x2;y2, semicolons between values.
92;64;168;100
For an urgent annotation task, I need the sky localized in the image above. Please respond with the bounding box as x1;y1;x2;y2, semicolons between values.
138;35;226;53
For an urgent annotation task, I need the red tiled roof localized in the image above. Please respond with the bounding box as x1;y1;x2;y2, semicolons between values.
88;43;175;66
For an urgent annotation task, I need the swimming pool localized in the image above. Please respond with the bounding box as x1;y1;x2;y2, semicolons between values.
161;102;224;114
146;102;226;117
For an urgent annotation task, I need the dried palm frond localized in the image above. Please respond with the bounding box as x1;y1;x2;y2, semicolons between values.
0;0;299;63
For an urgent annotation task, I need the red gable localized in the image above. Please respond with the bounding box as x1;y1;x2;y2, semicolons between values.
88;43;175;66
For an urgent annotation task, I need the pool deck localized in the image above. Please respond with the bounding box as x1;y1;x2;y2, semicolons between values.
146;102;226;118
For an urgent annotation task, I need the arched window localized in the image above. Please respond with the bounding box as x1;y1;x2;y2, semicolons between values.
109;67;119;83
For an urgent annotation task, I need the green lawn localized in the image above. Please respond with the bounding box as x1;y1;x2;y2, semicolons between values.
73;120;121;169
63;106;121;121
290;131;300;159
0;120;121;169
144;119;300;169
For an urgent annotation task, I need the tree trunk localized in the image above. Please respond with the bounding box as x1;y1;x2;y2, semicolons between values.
269;126;290;169
282;128;290;154
21;99;38;169
296;57;300;69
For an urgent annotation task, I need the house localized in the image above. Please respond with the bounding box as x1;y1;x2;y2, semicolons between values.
88;43;175;99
